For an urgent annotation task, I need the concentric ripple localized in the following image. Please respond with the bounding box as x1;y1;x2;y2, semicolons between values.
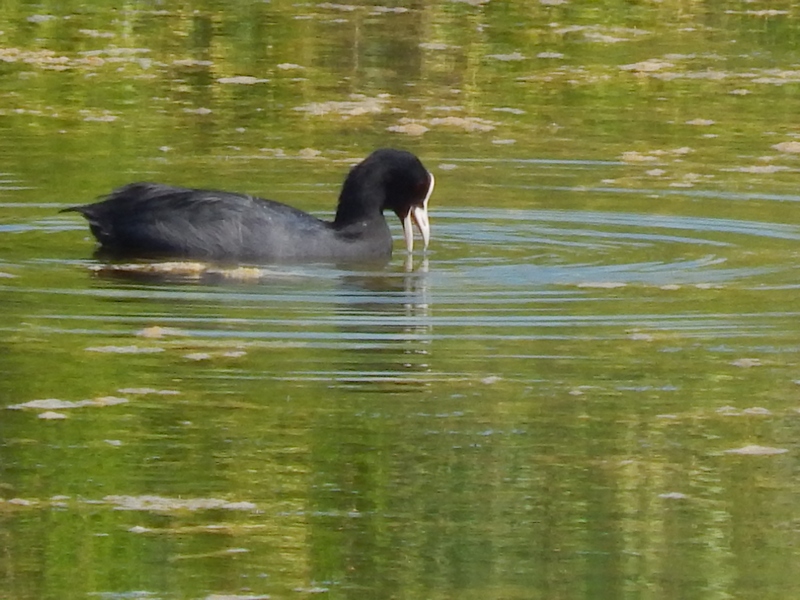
0;192;800;390
432;208;798;287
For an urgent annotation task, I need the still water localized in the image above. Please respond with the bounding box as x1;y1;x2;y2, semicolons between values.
2;1;800;599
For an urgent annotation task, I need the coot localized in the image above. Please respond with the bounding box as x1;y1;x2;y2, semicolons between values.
64;148;434;263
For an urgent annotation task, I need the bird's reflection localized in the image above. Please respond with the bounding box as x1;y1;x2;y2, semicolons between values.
330;257;432;394
82;254;434;393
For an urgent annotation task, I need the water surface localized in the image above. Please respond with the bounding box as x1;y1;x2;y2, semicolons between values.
2;2;800;599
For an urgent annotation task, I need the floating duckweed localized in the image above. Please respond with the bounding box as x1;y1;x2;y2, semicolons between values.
104;494;257;512
772;141;800;153
723;445;788;455
217;75;269;85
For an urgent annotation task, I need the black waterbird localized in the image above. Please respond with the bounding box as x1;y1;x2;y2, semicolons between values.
64;148;434;263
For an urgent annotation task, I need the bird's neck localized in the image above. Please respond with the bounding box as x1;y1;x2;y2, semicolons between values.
333;172;385;226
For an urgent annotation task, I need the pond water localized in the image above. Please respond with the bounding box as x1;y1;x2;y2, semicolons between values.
2;1;800;599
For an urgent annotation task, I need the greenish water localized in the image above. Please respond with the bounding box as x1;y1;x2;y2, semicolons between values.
2;2;800;599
